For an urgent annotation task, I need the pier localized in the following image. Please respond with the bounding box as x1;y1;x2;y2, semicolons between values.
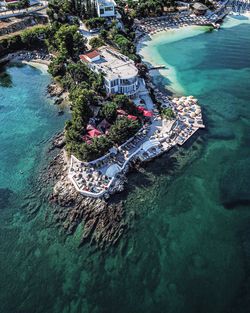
148;65;166;71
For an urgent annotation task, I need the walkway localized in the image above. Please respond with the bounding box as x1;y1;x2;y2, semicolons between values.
0;2;48;20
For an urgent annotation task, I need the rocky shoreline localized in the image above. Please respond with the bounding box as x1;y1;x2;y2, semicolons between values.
39;133;129;250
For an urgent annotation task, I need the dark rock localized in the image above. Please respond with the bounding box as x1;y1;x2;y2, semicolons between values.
220;158;250;209
0;188;13;209
39;136;128;250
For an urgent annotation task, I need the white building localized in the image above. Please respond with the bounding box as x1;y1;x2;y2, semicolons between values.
95;0;116;18
80;47;139;97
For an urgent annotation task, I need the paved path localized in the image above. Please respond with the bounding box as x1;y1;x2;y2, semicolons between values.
0;2;47;20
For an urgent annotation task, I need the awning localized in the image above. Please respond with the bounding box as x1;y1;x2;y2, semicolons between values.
143;110;153;117
105;164;121;178
141;140;160;151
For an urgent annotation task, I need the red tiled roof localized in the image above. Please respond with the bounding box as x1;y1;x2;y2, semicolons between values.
79;50;100;63
79;55;89;63
86;50;99;58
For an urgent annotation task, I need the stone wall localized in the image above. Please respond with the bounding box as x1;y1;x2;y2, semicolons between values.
0;16;47;37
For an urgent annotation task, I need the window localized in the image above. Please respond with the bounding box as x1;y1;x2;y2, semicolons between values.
105;6;114;12
111;79;119;87
100;8;104;14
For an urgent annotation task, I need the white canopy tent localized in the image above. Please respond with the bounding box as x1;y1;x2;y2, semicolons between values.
141;140;160;152
105;164;121;178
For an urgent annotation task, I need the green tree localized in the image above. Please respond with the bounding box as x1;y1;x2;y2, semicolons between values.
101;102;118;122
162;108;175;120
89;36;105;49
48;54;67;78
108;116;140;145
52;25;87;59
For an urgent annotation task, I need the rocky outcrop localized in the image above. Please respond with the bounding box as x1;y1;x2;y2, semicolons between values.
47;83;64;97
39;135;128;250
48;132;66;151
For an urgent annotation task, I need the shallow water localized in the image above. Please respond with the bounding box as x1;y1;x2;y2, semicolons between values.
1;17;250;313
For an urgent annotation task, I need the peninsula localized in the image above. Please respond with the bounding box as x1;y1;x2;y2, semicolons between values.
1;0;248;246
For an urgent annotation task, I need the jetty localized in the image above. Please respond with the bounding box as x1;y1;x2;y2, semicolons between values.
148;65;166;71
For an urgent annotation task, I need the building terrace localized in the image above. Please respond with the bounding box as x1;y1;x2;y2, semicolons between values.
80;46;140;96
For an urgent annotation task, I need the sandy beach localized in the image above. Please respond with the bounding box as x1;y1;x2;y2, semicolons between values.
137;12;250;96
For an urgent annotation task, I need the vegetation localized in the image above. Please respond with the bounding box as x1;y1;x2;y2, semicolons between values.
85;17;106;30
89;36;105;49
0;25;49;58
70;0;98;19
6;0;30;10
113;94;140;115
46;24;86;60
99;20;139;62
65;91;142;161
101;102;118;123
162;108;175;120
47;0;71;24
48;54;66;78
108;116;140;145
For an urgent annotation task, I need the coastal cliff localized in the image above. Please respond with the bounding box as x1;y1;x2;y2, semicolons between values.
40;133;129;250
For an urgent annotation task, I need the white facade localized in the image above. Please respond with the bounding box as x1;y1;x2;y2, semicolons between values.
80;47;139;97
96;0;116;18
104;76;139;96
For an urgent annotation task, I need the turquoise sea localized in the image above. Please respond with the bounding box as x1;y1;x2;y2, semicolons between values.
1;16;250;313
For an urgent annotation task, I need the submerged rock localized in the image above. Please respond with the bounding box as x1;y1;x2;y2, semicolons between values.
0;188;13;209
210;127;235;141
220;158;250;209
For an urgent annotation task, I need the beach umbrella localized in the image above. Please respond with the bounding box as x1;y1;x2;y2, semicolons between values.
127;115;137;121
88;129;102;138
143;110;153;117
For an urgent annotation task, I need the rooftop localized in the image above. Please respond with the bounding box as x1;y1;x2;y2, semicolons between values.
98;0;116;6
193;2;208;10
80;46;138;81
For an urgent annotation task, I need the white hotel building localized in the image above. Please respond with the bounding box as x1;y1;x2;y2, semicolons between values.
95;0;116;18
80;47;140;97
